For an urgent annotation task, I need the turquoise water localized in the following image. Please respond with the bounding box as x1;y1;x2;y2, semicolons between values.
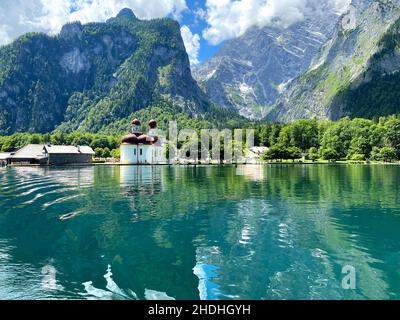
1;164;400;300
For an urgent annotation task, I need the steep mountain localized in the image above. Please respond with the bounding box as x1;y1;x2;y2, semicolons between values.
269;0;400;122
0;9;210;135
193;3;343;119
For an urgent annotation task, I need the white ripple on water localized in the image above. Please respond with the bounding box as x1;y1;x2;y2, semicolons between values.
81;265;175;300
2;178;50;192
41;264;64;291
144;289;175;300
59;210;83;221
22;187;79;206
277;223;294;248
239;225;254;245
19;184;61;197
42;194;82;208
82;265;138;300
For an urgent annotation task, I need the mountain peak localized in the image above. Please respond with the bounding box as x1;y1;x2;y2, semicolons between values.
60;21;83;39
116;8;138;20
106;8;138;24
0;12;209;135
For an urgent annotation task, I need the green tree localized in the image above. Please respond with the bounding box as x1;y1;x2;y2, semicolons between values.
261;149;275;162
291;119;319;151
102;147;111;158
256;125;272;147
321;117;352;158
287;147;302;162
309;147;319;162
29;133;43;144
384;118;400;157
380;147;396;162
91;135;110;149
348;136;371;159
369;123;386;148
371;147;397;162
269;124;282;146
350;154;366;161
277;119;319;151
95;147;104;157
321;147;340;162
277;126;291;147
261;144;287;162
111;148;121;159
50;131;66;145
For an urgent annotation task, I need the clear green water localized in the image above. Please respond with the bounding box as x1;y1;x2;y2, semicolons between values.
1;165;400;300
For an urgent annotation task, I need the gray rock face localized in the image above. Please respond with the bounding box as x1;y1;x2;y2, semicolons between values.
60;48;90;74
193;5;342;119
268;0;400;122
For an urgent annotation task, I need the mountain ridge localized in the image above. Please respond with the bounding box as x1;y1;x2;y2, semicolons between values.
193;3;343;119
268;0;400;122
0;8;211;135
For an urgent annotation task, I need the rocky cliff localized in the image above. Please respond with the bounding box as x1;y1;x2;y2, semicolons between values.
268;0;400;122
193;3;342;119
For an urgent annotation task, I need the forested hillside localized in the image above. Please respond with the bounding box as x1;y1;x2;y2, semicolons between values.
0;8;210;135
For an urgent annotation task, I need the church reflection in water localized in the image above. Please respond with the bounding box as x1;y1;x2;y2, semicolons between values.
119;165;166;222
119;165;163;188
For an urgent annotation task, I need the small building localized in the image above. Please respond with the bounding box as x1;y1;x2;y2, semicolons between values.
8;144;48;165
8;144;95;165
120;118;165;165
245;146;269;163
0;152;13;166
44;145;95;165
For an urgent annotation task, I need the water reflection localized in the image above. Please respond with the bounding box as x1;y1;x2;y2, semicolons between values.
41;262;64;292
0;165;400;299
120;166;164;221
236;165;265;181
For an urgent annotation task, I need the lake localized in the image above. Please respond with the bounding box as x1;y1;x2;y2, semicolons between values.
1;164;400;300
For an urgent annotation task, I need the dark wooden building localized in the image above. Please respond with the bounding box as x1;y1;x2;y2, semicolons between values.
7;145;47;165
0;152;12;166
44;145;95;165
8;144;95;165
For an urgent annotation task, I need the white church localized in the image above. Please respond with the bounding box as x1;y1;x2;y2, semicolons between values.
120;118;165;165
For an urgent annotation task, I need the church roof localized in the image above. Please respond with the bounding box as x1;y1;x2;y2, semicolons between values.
122;118;160;145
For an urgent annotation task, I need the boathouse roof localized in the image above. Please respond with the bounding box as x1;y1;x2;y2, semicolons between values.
44;145;95;155
11;144;47;160
0;152;13;160
10;144;95;160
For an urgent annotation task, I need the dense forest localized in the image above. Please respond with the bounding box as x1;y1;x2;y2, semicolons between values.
256;115;400;162
1;115;400;162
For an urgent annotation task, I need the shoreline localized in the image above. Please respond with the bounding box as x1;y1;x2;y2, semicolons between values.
4;161;400;168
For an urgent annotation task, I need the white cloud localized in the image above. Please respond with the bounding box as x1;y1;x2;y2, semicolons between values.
180;25;201;65
202;0;351;45
0;0;188;46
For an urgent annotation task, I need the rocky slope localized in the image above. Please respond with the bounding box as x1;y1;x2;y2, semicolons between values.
0;8;210;135
193;3;343;119
268;0;400;122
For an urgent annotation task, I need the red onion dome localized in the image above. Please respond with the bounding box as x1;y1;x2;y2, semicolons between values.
131;118;141;126
122;133;139;144
137;134;159;145
149;119;157;129
137;134;150;144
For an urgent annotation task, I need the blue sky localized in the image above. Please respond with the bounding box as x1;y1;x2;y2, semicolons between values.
180;0;222;64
